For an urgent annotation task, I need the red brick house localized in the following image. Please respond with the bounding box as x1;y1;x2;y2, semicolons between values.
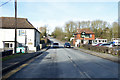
73;28;95;47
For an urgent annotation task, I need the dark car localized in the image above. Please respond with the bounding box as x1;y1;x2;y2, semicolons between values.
64;43;71;48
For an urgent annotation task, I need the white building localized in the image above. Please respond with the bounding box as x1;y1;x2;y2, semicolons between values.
111;38;120;41
75;39;89;47
111;38;120;46
92;38;107;46
0;17;40;53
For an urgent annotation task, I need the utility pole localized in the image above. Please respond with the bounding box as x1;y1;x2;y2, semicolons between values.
25;30;27;53
14;0;17;54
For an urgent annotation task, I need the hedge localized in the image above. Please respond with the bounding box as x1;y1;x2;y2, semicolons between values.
81;44;119;55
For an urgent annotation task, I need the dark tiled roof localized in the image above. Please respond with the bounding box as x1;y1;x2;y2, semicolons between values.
77;28;94;34
0;17;35;29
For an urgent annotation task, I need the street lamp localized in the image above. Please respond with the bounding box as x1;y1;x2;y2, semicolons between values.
81;32;86;44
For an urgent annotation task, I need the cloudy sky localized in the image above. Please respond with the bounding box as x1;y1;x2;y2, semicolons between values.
0;0;119;34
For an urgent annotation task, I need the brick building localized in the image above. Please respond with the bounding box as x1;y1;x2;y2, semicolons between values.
73;28;95;47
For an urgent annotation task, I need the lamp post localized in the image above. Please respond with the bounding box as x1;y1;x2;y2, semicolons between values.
81;32;86;44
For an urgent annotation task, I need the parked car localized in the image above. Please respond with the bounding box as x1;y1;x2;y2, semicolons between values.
99;43;114;48
52;43;59;48
64;42;71;48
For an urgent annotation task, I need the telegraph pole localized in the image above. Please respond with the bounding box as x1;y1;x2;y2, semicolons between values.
14;0;17;54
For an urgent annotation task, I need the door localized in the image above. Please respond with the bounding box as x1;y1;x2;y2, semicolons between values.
89;40;92;44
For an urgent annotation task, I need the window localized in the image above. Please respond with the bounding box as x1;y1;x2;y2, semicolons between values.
10;44;12;47
81;34;91;38
19;30;25;36
90;34;92;38
81;34;85;38
99;40;101;42
95;40;97;42
5;43;9;48
103;40;104;42
53;43;59;45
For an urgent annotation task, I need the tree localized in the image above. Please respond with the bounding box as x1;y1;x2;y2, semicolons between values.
39;26;47;38
65;21;77;41
91;20;111;40
52;27;65;41
52;20;119;42
112;22;119;38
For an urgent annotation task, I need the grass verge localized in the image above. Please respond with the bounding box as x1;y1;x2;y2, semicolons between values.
2;53;24;61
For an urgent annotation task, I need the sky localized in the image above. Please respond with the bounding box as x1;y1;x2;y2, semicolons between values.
0;0;119;34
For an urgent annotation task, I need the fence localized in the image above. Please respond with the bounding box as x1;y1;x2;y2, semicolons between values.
0;48;13;57
1;50;13;57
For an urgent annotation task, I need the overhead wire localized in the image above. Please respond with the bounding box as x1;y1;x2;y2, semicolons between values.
0;0;12;7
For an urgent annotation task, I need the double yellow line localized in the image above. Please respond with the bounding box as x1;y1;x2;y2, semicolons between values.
2;58;34;79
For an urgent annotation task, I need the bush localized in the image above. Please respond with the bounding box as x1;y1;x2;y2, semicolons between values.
118;51;120;56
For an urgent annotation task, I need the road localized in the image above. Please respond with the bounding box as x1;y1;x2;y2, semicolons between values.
8;38;118;79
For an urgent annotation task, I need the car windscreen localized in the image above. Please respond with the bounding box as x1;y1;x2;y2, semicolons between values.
53;43;59;45
65;43;70;45
109;42;114;44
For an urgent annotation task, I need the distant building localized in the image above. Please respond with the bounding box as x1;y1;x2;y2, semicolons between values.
111;38;120;46
92;38;107;46
73;28;95;47
111;38;120;41
0;17;40;53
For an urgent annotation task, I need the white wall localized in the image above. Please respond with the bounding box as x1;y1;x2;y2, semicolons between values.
75;39;90;47
0;29;15;48
0;29;4;48
26;29;35;51
75;39;81;47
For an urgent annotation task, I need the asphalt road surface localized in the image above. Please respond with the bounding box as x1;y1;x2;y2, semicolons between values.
8;38;118;79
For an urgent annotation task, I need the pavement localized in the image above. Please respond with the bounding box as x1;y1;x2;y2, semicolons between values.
2;46;50;75
5;38;119;79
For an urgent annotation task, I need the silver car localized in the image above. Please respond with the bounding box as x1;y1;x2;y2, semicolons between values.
52;43;59;48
